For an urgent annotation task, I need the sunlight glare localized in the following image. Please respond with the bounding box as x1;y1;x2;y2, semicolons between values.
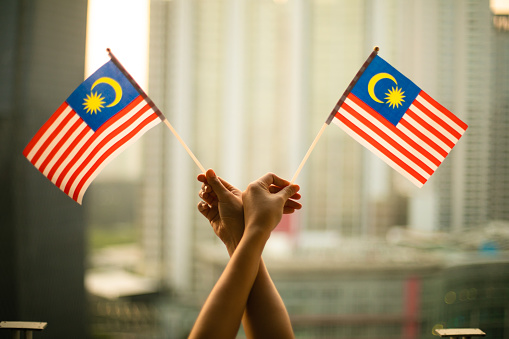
84;0;150;181
85;0;149;88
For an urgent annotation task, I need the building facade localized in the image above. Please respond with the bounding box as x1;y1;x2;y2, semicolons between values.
0;1;89;338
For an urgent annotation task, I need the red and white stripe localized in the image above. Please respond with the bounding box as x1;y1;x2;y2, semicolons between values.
332;91;467;187
23;96;161;204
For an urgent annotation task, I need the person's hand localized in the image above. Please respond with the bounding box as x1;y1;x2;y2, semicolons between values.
242;173;301;237
197;169;244;255
197;170;302;253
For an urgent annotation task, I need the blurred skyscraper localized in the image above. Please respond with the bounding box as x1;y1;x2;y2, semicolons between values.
428;0;493;232
401;0;508;232
490;8;509;223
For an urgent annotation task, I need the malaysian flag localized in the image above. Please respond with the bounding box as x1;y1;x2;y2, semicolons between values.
328;50;467;187
23;56;162;204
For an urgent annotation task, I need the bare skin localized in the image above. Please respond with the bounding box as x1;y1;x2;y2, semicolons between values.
190;170;300;339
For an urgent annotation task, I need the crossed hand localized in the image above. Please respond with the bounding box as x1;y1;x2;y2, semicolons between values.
197;169;301;254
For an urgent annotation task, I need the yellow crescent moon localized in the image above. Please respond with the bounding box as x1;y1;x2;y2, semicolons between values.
91;77;123;107
368;73;397;103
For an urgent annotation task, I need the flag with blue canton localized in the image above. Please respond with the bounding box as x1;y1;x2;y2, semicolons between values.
23;58;162;204
330;52;468;187
351;56;421;126
67;60;140;131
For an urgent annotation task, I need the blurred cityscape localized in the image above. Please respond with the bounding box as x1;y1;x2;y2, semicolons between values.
2;0;509;338
86;0;509;338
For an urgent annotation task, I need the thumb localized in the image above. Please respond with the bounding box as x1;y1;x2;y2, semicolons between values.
279;184;300;201
205;169;229;200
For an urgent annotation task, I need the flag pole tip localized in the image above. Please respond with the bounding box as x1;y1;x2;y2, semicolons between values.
374;46;380;52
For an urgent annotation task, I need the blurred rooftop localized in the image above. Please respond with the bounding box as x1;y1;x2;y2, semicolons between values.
196;221;509;272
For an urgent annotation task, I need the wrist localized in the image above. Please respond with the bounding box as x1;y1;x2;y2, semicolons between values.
225;244;236;257
233;225;269;259
216;218;244;256
244;223;271;244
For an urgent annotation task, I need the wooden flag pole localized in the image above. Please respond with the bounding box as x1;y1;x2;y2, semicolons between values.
162;118;206;173
107;48;206;174
290;123;327;185
290;46;380;184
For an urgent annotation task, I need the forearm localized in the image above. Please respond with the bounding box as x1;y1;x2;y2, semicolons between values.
242;258;294;339
222;225;294;339
189;227;269;339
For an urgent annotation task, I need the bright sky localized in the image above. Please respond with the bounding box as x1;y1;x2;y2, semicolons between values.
491;0;509;14
85;0;149;87
85;0;150;181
